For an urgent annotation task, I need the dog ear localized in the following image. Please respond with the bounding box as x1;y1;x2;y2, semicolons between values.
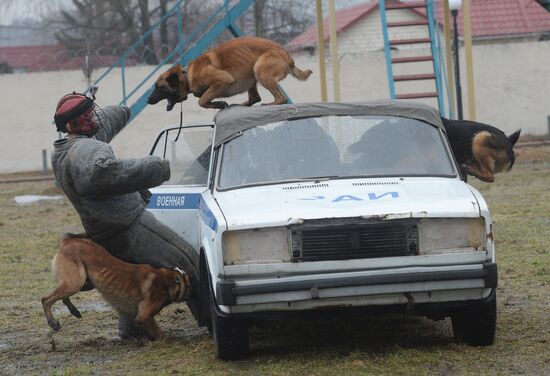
507;129;521;146
166;72;179;89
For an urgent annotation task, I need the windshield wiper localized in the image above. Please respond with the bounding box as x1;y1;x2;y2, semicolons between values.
275;176;339;184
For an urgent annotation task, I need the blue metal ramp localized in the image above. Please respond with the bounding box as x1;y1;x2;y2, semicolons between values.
85;0;255;122
379;0;448;116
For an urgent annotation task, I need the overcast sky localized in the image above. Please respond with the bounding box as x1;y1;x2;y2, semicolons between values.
0;0;71;25
0;0;367;26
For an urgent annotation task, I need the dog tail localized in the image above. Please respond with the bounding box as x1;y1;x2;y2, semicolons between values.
289;60;312;81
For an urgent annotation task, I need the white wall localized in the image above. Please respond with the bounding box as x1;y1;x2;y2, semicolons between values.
0;38;549;173
336;8;428;54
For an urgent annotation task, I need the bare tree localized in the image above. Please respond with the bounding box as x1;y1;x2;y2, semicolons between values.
252;0;314;45
53;0;169;63
159;0;169;56
138;0;158;64
51;0;223;64
254;0;267;38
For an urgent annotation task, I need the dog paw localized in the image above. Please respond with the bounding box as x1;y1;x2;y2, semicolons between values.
48;319;61;331
214;101;228;109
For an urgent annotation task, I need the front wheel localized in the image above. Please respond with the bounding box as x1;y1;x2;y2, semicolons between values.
209;289;250;360
451;291;497;346
204;263;250;360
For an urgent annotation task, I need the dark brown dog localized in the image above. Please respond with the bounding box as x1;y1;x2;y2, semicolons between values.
441;117;521;182
147;37;312;110
41;234;191;340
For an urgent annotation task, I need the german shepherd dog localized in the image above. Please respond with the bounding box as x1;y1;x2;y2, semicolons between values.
41;234;191;340
147;37;312;110
442;117;521;182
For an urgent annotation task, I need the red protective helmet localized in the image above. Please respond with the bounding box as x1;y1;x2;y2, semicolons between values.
54;92;105;135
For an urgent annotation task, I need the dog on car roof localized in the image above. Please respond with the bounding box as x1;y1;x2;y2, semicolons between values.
147;36;312;110
41;233;191;340
441;117;521;182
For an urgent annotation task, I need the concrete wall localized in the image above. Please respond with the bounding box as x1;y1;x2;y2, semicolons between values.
0;39;549;173
336;8;428;54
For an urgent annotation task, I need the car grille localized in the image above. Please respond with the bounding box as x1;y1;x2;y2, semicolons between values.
291;219;419;262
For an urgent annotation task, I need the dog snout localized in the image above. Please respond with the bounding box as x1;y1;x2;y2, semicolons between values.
147;88;166;105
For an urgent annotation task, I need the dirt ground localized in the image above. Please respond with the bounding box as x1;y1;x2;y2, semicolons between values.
0;144;548;375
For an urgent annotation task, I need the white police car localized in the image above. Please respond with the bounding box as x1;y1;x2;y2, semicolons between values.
148;101;497;360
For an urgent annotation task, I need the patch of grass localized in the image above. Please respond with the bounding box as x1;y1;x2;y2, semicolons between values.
1;147;550;375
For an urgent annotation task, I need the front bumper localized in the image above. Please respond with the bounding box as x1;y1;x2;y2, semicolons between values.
216;262;497;308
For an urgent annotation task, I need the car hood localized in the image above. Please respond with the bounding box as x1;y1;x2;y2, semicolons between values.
215;178;481;230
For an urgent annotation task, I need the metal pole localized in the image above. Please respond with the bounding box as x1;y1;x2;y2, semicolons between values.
379;0;396;99
315;0;328;102
327;0;340;102
42;149;48;175
463;0;476;120
443;0;456;118
121;60;127;105
452;10;463;120
177;3;184;63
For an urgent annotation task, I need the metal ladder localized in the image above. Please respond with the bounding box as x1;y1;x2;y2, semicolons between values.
83;0;255;123
379;0;446;116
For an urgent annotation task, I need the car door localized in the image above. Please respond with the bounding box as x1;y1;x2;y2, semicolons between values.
146;124;214;251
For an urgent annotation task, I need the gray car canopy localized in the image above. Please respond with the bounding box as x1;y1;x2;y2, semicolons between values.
213;100;444;147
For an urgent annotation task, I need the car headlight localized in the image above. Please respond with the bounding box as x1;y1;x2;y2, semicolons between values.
418;218;485;254
223;227;290;265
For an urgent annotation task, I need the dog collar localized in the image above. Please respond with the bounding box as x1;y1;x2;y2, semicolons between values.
173;266;186;276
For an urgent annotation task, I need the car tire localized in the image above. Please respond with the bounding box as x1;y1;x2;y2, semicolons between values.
204;262;249;360
209;290;249;360
451;291;497;346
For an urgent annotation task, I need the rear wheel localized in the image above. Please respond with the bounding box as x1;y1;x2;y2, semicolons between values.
451;291;497;346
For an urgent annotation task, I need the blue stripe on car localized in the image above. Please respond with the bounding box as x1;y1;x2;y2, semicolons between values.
199;197;218;232
148;193;218;231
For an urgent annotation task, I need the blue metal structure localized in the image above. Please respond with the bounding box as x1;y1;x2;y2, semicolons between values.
84;0;256;122
379;0;447;117
426;0;445;115
379;2;396;99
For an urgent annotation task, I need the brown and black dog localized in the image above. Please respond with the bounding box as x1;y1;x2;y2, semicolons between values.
441;117;521;182
147;37;312;110
41;234;191;340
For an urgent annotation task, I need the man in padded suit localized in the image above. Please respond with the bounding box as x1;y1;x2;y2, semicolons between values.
51;88;200;339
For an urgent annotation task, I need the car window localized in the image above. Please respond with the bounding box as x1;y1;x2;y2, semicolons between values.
150;125;213;185
217;115;455;189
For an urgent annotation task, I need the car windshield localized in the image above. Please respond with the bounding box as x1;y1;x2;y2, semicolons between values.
217;115;455;189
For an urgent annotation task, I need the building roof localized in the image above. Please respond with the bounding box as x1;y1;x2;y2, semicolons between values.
0;44;120;72
287;2;378;51
0;44;68;72
287;0;550;50
415;0;550;38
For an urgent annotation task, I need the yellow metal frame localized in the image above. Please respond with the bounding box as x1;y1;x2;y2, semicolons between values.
315;0;328;102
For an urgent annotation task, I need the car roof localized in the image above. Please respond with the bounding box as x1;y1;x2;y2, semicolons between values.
213;100;443;147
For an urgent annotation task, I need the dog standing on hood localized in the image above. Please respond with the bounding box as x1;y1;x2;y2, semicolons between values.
441;117;521;182
41;234;191;340
147;37;312;110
